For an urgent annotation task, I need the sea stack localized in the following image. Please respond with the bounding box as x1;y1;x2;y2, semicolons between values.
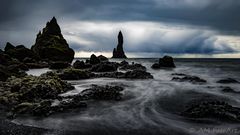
112;31;127;58
31;17;74;63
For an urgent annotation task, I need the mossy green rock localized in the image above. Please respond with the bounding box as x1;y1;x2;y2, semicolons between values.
0;72;73;106
31;17;74;63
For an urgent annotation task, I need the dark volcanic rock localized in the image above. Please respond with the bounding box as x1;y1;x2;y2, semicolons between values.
68;85;124;101
23;57;36;63
49;61;71;69
98;55;108;62
182;100;240;122
73;60;84;69
171;73;187;76
73;60;92;69
58;68;91;80
0;65;11;81
120;60;129;66
4;42;39;62
0;72;73;108
90;54;100;65
123;70;153;79
172;75;207;84
25;62;49;69
221;87;240;94
151;63;161;69
151;56;176;69
0;49;13;66
91;62;118;72
0;65;26;82
96;70;153;79
217;78;239;84
96;72;125;78
159;56;175;67
0;72;75;117
119;63;146;71
112;31;127;58
31;17;74;63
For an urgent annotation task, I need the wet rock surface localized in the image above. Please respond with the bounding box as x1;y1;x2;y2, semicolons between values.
90;54;101;65
0;64;26;82
98;55;108;62
57;68;92;80
4;42;39;62
0;72;74;117
217;78;239;84
119;63;146;71
67;85;124;101
182;100;240;122
25;62;49;69
49;61;71;69
95;70;153;79
221;87;240;94
172;73;206;84
152;56;176;69
55;60;153;80
91;62;118;72
73;60;92;69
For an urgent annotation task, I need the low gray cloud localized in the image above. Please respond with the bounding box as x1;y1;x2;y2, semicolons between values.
62;21;235;54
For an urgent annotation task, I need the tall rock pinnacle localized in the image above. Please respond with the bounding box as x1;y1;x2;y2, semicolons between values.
112;31;127;58
31;17;74;62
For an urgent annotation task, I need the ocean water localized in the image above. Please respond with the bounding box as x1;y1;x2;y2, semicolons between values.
14;58;240;135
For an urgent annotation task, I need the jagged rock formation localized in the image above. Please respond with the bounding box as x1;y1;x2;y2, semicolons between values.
31;17;74;63
112;31;127;58
4;42;39;62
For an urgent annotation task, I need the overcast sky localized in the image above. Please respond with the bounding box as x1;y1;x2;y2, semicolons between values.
0;0;240;58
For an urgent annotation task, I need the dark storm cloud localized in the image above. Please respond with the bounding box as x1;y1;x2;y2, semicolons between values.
0;0;239;54
1;0;240;32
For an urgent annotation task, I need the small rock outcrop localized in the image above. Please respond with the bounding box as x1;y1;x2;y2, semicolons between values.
31;17;74;63
70;85;124;101
172;73;206;84
221;87;240;94
49;61;71;69
89;54;100;65
0;51;27;81
217;78;239;84
112;31;127;58
182;100;240;122
91;62;118;72
73;60;92;69
4;42;39;62
98;55;108;62
57;68;92;80
119;63;146;71
151;56;175;69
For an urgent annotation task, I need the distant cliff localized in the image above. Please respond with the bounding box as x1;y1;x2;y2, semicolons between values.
112;31;127;58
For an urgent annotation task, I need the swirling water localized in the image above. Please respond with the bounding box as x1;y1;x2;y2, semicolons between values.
15;58;240;135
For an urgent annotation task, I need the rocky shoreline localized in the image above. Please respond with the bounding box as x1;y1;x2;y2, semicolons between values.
1;17;240;134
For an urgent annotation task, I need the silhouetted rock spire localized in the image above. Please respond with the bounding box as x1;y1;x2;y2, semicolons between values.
31;17;74;62
112;31;127;58
42;16;62;37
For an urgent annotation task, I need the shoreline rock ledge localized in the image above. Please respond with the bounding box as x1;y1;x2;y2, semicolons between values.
31;17;74;63
112;31;127;58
